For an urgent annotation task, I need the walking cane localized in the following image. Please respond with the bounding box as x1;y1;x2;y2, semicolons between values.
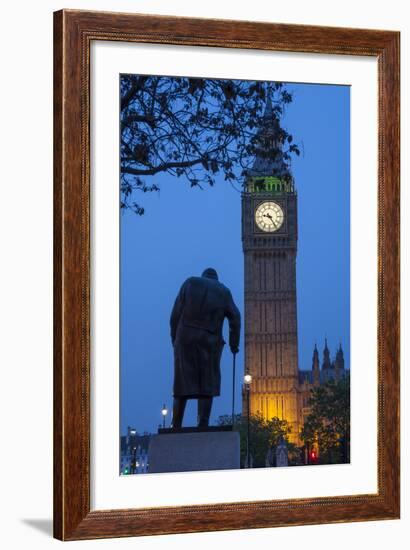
232;352;236;427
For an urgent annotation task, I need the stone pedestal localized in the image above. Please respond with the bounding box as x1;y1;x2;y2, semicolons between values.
148;428;240;474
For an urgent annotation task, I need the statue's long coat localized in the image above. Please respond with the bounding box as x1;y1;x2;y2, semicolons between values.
170;275;241;398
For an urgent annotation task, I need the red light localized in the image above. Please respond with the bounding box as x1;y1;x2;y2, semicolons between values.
311;452;316;459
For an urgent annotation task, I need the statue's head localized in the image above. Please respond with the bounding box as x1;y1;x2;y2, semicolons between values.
202;267;219;281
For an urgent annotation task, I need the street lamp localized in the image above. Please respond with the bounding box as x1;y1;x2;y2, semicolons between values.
244;373;252;468
131;446;137;474
161;403;168;429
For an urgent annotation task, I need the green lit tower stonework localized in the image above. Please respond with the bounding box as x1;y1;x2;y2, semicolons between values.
241;97;300;443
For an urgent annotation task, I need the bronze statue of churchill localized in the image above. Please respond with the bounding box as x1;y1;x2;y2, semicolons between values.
170;268;241;428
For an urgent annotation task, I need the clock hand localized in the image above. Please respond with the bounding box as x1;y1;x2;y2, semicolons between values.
265;213;279;229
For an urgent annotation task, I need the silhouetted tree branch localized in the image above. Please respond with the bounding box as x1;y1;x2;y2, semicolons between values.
120;75;299;215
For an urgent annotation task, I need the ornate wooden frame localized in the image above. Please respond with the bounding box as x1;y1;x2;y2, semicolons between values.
53;9;400;541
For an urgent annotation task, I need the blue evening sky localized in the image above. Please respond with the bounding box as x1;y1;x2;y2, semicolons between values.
120;80;350;434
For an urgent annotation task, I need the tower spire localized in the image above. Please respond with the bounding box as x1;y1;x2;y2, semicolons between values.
335;343;345;372
262;90;274;120
248;89;290;179
312;342;320;386
322;339;331;370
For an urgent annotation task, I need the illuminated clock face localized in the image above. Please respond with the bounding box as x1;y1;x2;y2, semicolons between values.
255;201;284;232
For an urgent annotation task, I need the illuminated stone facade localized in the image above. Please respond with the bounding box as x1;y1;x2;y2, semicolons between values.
241;97;345;445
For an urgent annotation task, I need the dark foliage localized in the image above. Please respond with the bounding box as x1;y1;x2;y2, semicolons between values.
120;75;299;214
217;413;302;467
300;374;350;464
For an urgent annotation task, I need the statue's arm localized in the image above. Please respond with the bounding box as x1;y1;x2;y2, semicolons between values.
225;291;241;353
170;282;186;345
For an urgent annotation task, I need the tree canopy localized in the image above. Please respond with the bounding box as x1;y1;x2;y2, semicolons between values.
217;413;302;467
120;75;299;215
300;374;350;464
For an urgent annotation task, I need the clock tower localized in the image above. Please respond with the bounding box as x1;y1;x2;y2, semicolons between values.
242;96;300;443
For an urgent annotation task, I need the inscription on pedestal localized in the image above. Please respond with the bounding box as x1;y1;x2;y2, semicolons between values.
148;430;240;473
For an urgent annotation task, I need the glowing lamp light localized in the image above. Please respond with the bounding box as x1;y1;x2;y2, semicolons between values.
244;374;252;385
161;403;168;428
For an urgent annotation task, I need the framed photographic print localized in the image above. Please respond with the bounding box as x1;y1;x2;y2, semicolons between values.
54;9;400;541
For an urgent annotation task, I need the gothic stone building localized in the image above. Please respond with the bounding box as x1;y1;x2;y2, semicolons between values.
241;96;346;445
